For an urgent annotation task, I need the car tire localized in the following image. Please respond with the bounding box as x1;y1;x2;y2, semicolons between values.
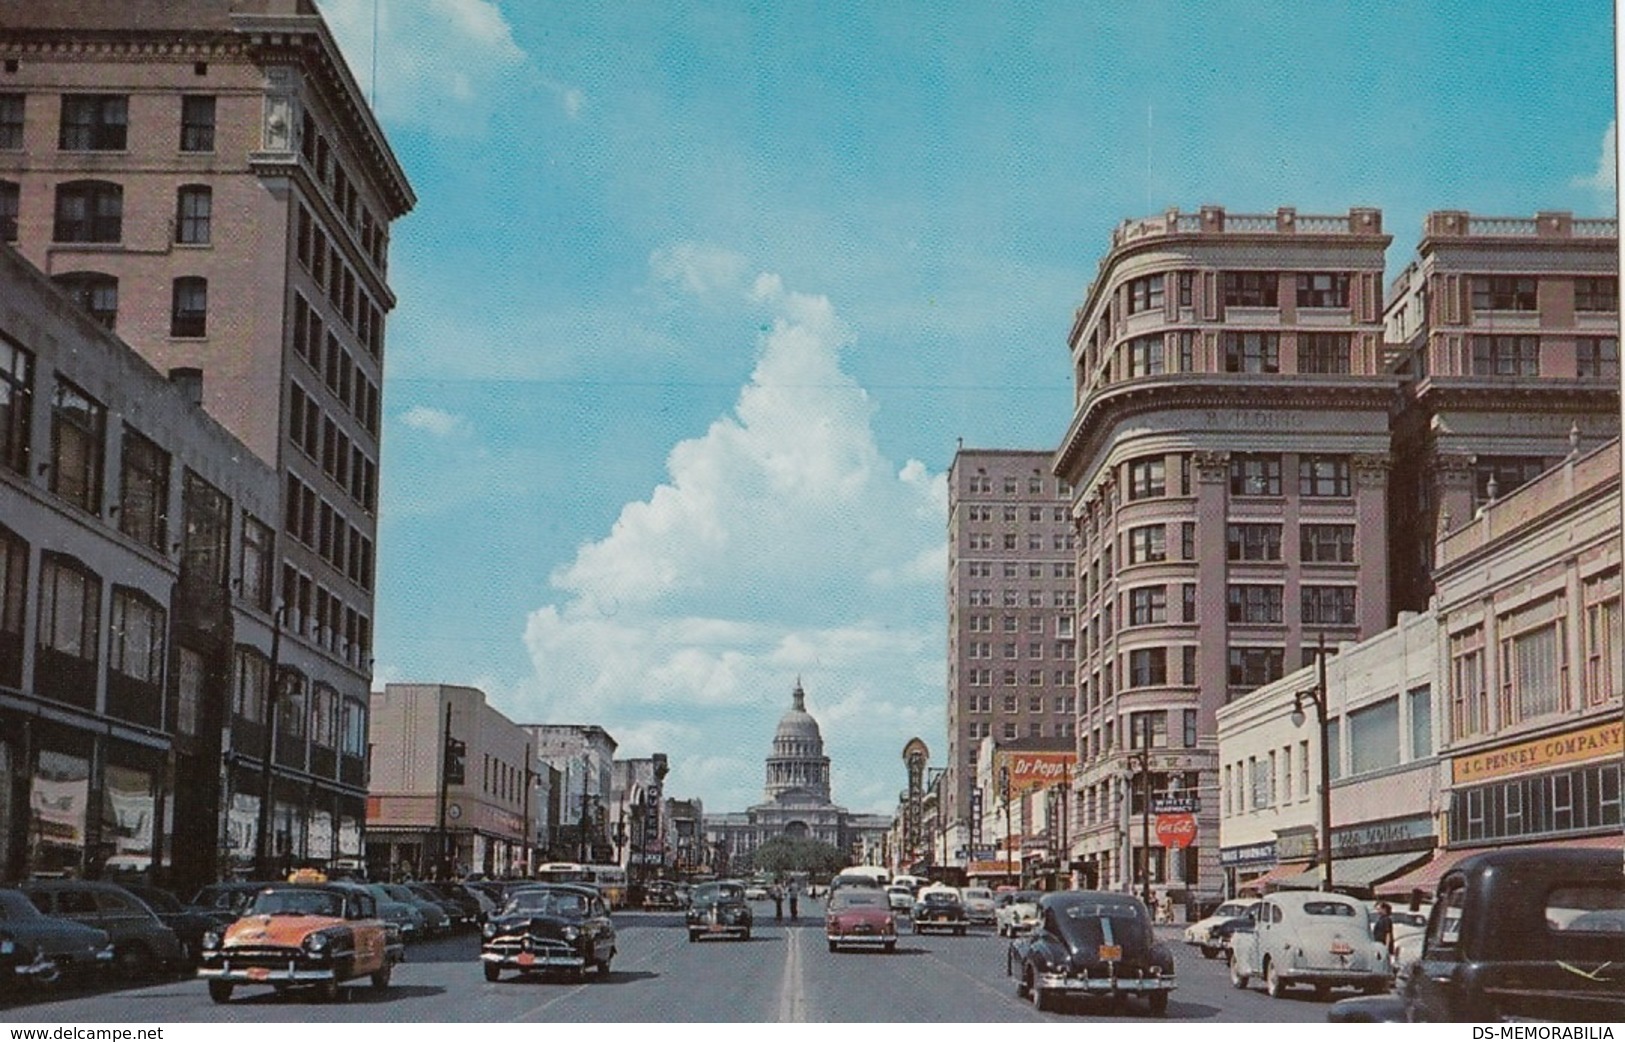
1229;957;1249;990
1031;975;1054;1013
1016;966;1031;999
483;962;501;982
1265;959;1285;999
1314;984;1330;1001
595;955;613;978
313;978;340;1003
113;941;151;981
1148;991;1169;1017
1200;945;1218;960
371;964;392;989
687;930;698;943
827;941;837;953
207;980;233;1004
883;941;895;953
741;928;751;941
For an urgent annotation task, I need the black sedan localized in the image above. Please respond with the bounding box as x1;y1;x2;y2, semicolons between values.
1007;892;1176;1015
0;888;114;986
685;880;752;942
911;889;967;935
480;884;616;982
120;883;232;965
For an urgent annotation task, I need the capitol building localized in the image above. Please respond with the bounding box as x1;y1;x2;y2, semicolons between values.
702;682;891;868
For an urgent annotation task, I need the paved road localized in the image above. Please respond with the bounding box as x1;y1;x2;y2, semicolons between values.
3;908;1349;1023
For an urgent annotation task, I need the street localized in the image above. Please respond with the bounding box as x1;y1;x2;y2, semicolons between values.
6;904;1344;1023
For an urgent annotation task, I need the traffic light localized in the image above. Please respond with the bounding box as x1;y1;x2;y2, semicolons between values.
444;736;466;786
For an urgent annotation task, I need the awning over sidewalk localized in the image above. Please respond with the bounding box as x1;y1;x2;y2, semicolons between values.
1237;860;1310;894
1273;850;1430;891
1377;834;1625;899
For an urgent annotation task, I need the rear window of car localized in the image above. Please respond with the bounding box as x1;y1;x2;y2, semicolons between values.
1302;901;1358;917
1061;902;1139;921
834;893;885;908
1546;885;1625;933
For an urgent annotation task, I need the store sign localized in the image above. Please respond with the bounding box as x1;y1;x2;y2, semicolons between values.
1151;794;1200;814
1220;841;1276;867
997;751;1077;796
1451;720;1622;785
1155;813;1197;848
1332;814;1433;857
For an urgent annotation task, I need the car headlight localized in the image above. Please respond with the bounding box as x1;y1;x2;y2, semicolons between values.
0;938;14;955
482;922;497;939
303;933;331;954
201;931;222;951
562;926;580;941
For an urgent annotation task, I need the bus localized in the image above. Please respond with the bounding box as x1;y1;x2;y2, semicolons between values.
534;861;594;885
587;864;628;909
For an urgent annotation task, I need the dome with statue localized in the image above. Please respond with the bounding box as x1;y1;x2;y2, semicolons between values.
764;680;831;803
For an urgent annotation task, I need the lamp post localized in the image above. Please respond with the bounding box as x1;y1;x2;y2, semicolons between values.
1291;633;1334;892
1000;765;1013;888
1130;714;1153;908
254;604;286;880
926;767;947;875
578;755;593;864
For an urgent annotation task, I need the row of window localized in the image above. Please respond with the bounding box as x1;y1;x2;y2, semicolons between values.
962;472;1072;497
288;382;378;513
964;531;1078;552
964;504;1071;523
232;645;368;758
283;472;375;592
967;719;1076;741
962;692;1078;714
964;614;1066;634
964;560;1077;579
964;588;1077;608
299;110;389;271
1466;334;1619;378
278;560;372;669
964;641;1077;660
1121;271;1357;316
0;92;216;154
1469;274;1618;313
291;294;381;437
962;667;1077;687
296;206;385;359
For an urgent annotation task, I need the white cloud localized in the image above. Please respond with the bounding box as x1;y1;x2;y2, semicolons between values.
1571;120;1617;195
516;269;947;811
398;405;471;438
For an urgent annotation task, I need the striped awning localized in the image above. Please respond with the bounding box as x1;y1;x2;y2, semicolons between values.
1237;860;1311;894
1377;835;1625;899
1274;850;1431;891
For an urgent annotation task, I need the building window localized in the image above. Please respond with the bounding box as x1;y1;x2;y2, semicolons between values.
0;526;24;686
171;277;208;337
1298;454;1351;497
1229;454;1281;496
1471;275;1536;311
1126;334;1163;377
109;587;165;684
1470;335;1539;376
53;180;122;242
1497;597;1569;725
1175;331;1194;371
117;428;169;551
1226;523;1282;561
1182;584;1196;623
1127;524;1166;564
38;554;100;661
1407;685;1432;759
1128;456;1165;499
343;698;367;757
1129;649;1167;687
240;514;274;613
1297;332;1351;374
179;95;215;152
1128;586;1166;625
175;185;211;244
1223;271;1279;307
234;646;268;722
59;94;128;151
0;179;16;242
0;94;22;149
1222;332;1280;373
1227;584;1283;624
1449;628;1486;740
0;334;31;477
181;470;231;585
311;684;338;748
50;379;105;513
1296;272;1350;308
1126;274;1164;314
1577;337;1619;379
1583;570;1622;707
277;672;307;741
1473;456;1546;507
1300;523;1355;563
1227;647;1284;691
1348;696;1400;776
51;272;118;329
1574;276;1618;312
1301;585;1356;626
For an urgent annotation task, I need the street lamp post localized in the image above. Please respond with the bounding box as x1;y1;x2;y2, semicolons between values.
1292;633;1334;892
1131;714;1153;909
1000;766;1013;888
254;604;286;880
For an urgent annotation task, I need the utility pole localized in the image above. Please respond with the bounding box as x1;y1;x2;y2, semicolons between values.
1134;714;1153;909
1000;765;1013;888
254;603;285;879
1293;633;1334;892
437;700;452;881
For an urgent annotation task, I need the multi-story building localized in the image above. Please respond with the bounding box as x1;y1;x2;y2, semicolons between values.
609;754;668;876
945;448;1077;860
525;725;618;864
0;1;414;875
365;684;542;880
1054;207;1400;904
1384;211;1621;612
0;242;371;897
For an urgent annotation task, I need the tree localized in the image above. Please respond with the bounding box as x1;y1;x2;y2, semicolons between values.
749;835;849;877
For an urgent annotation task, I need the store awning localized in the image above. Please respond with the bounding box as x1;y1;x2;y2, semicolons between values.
1237;861;1310;894
1273;850;1430;891
968;860;1021;876
1377;835;1625;900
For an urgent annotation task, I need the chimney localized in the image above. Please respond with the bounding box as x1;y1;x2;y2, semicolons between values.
168;366;203;407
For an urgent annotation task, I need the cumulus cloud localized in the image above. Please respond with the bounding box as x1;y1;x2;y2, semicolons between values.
398;405;471;438
517;265;947;811
1572;120;1617;195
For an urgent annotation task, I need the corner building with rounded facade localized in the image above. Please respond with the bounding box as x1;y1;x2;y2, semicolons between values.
1053;207;1399;902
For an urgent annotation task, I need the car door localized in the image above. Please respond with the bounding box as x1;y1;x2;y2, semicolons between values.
1233;905;1262;974
1408;875;1467;1022
347;894;384;975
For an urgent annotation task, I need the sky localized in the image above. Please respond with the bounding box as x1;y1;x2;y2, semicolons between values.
311;0;1618;818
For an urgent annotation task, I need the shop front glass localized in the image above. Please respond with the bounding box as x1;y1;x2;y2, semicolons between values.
100;761;155;877
226;792;259;876
308;807;334;864
29;749;89;876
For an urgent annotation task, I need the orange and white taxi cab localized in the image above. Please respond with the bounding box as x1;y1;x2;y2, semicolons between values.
198;875;404;1003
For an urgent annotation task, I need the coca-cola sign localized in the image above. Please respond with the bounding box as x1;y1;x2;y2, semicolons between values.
1155;813;1197;848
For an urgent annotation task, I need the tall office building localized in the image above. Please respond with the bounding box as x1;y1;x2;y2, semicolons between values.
943;449;1077;859
0;1;414;882
1053;207;1398;897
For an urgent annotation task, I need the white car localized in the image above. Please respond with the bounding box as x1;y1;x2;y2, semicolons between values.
1229;891;1391;999
1184;899;1261;959
885;885;914;914
994;890;1042;937
960;887;997;925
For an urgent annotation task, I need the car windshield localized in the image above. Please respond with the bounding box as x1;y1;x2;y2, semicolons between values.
1212;902;1247;919
923;892;959;905
694;884;743;904
831;892;886;910
1302;901;1358;917
505;890;587;917
0;890;44;920
1013;892;1043;905
1054;902;1149;950
248;889;344;917
963;889;992;901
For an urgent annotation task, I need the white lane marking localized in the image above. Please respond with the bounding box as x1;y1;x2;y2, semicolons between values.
776;925;805;1022
921;934;1049;1020
509;916;685;1022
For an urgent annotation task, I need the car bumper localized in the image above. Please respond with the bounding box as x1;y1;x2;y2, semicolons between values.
827;933;894;946
198;962;337;984
1278;967;1388;988
480;951;586;970
689;924;749;937
1035;972;1176;994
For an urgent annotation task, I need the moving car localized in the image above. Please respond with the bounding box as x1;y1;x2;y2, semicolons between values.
885;885;914;914
0;889;113;986
960;886;997;926
824;888;897;952
1329;847;1625;1023
642;881;683;910
686;880;752;941
911;887;967;935
744;885;771;901
995;890;1043;937
21;880;183;979
1007;891;1176;1015
1229;891;1390;999
480;884;615;982
1183;899;1260;959
197;881;403;1004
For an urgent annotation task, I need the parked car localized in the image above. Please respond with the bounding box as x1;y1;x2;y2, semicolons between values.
360;883;426;941
885;885;914;914
1007;891;1176;1015
120;883;230;965
744;885;771;901
1228;890;1391;999
197;880;403;1004
686;880;752;941
0;888;114;985
911;888;967;935
995;890;1043;937
824;888;897;953
403;883;472;929
189;881;275;921
480;883;616;982
960;886;997;925
382;884;450;935
21;880;183;979
1329;847;1625;1023
1183;899;1260;959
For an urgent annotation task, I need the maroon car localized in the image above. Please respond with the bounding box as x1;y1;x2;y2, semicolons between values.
825;888;897;953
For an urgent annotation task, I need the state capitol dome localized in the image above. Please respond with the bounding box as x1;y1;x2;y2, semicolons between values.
764;680;831;803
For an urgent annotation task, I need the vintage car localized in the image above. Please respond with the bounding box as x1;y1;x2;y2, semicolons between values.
686;880;752;941
885;885;914;914
1229;890;1390;999
960;886;998;925
911;887;967;935
1006;892;1176;1015
360;883;426;940
1329;847;1625;1023
1183;899;1260;959
641;881;683;911
480;884;615;982
197;881;404;1003
824;887;897;952
21;880;183;979
994;890;1043;937
121;883;233;966
0;888;114;986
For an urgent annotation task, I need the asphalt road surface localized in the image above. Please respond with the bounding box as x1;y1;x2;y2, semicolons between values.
4;906;1354;1023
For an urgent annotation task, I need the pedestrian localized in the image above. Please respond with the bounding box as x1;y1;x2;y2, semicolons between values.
788;886;799;921
773;887;784;921
1372;900;1396;963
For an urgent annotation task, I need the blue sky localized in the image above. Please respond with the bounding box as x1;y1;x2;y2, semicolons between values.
313;0;1617;816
